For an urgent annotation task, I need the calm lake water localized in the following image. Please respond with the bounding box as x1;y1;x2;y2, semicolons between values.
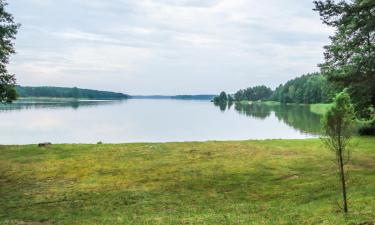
0;99;323;144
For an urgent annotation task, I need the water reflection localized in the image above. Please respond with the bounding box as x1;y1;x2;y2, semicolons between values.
215;102;322;135
0;99;319;144
0;98;124;112
234;103;271;120
214;101;227;111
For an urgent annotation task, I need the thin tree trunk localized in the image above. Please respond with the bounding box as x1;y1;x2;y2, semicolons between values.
338;147;348;213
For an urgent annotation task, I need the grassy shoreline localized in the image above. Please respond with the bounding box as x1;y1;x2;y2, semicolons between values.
309;103;333;115
1;138;374;224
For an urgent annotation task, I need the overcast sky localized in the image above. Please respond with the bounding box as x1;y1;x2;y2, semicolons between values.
8;0;332;95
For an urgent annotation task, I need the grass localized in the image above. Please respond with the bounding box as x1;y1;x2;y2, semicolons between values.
310;103;333;115
1;138;375;225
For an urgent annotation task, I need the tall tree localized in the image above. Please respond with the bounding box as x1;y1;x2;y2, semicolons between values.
314;0;375;118
321;91;355;213
213;91;228;104
0;0;19;103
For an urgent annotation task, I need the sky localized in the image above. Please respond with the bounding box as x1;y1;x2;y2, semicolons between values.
8;0;333;95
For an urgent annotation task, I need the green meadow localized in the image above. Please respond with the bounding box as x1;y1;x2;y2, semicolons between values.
1;138;375;225
309;104;333;116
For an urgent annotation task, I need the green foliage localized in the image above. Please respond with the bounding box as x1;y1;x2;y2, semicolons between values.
16;86;129;99
358;122;375;135
310;103;334;115
271;73;335;104
227;73;334;104
213;91;230;111
227;94;234;102
213;91;228;103
314;0;375;119
234;85;273;102
322;91;355;144
358;115;375;135
321;91;356;213
0;0;20;104
218;91;227;102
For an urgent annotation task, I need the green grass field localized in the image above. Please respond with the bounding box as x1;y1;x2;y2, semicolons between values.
310;103;333;115
1;138;375;225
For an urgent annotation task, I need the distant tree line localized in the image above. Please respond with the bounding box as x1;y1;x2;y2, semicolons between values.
215;73;335;104
172;95;216;100
16;86;129;99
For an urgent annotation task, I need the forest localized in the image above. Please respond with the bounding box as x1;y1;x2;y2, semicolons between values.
271;73;334;104
16;86;130;99
214;73;334;104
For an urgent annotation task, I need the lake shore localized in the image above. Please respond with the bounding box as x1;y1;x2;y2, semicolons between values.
1;137;374;225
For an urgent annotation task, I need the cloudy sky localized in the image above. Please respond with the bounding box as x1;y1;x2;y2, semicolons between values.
8;0;332;95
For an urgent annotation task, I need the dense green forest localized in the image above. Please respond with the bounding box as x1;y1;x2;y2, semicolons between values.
214;73;334;104
234;85;273;102
16;86;129;99
271;73;334;104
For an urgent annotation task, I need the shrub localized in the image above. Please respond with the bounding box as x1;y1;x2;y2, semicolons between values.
358;121;375;136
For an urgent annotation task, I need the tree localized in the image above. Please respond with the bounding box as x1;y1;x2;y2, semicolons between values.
271;73;333;104
213;91;228;104
0;0;19;103
227;94;234;102
233;85;273;102
321;91;355;213
314;0;375;118
219;91;227;102
71;87;79;98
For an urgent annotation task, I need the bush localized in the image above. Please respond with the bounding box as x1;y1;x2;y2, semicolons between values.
358;121;375;136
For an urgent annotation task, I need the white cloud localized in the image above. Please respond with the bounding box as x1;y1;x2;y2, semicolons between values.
8;0;333;94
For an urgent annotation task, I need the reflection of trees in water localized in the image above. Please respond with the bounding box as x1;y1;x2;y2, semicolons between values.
0;99;124;113
234;102;271;120
272;105;322;135
228;101;234;110
214;102;322;135
215;101;235;112
214;101;227;112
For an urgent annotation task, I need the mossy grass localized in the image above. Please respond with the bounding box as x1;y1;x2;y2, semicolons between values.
1;138;374;224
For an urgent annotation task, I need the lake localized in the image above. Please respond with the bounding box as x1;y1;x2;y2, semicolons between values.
0;98;322;144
